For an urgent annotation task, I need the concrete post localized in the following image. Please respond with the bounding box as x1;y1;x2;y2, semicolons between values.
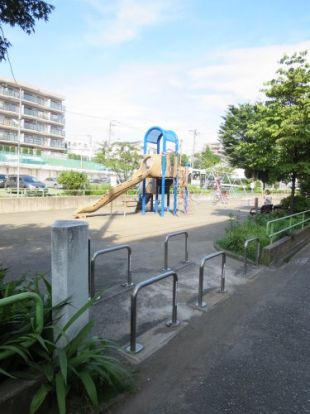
254;197;259;214
51;220;89;343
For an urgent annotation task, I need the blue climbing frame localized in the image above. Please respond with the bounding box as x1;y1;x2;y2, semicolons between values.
142;126;179;217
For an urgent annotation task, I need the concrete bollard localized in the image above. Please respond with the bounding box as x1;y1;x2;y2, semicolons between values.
51;220;89;343
254;197;259;214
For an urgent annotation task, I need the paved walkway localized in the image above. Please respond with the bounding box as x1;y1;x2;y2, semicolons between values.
110;243;310;414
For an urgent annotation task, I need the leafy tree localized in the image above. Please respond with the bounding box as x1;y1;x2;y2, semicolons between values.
219;103;278;187
261;51;310;210
96;141;140;182
180;153;190;166
0;0;54;61
193;145;220;169
57;171;89;191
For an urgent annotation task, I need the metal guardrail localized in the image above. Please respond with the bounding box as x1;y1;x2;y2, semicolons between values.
90;245;133;298
0;292;44;360
164;231;189;270
244;237;261;275
266;210;310;243
126;270;179;354
197;252;226;308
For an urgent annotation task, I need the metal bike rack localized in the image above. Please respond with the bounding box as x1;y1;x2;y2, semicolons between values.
164;231;189;270
90;244;133;298
197;251;226;308
0;292;43;360
126;270;180;354
244;238;260;275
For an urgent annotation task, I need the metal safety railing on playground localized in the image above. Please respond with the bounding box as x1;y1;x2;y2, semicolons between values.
244;238;261;275
126;270;180;354
0;292;44;360
266;210;310;244
197;251;226;308
90;244;133;298
164;231;189;270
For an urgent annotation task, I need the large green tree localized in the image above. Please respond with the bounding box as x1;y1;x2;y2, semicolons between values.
219;52;310;207
218;103;278;187
96;141;140;182
261;51;310;209
0;0;54;61
193;145;220;169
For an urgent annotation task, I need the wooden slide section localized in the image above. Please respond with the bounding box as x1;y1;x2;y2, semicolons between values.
74;168;151;218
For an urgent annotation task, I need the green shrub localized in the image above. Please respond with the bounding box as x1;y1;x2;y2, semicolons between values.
58;171;89;193
280;195;310;213
218;217;270;261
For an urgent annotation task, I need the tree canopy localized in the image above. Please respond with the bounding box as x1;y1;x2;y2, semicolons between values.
95;141;141;183
193;145;220;169
219;51;310;209
0;0;54;61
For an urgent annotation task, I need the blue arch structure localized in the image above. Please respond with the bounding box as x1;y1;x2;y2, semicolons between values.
142;126;179;217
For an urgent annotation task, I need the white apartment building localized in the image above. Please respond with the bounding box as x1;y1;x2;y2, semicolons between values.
0;77;66;155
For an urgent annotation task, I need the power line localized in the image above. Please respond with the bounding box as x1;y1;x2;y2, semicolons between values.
0;25;17;84
66;110;145;132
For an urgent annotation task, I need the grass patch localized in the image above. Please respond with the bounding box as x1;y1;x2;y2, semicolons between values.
217;212;286;261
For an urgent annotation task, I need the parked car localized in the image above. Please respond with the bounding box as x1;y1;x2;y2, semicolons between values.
5;175;48;195
0;174;7;188
89;177;111;184
44;177;63;189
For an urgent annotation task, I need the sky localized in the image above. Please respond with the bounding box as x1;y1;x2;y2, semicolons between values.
1;0;310;154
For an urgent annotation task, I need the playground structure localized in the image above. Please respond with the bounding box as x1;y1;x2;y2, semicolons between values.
189;167;247;195
75;127;188;218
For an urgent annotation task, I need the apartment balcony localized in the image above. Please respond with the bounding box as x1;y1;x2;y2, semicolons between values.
0;86;20;100
0;130;18;142
0;103;19;114
49;127;65;137
0;117;17;128
23;121;47;134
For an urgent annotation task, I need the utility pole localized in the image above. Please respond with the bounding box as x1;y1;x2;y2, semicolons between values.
189;129;199;168
108;120;118;146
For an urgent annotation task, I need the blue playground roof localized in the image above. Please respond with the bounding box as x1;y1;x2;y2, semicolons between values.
144;126;179;153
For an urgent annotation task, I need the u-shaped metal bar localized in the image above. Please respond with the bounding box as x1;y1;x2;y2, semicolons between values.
164;231;189;270
126;270;179;354
244;238;260;275
90;244;133;298
197;251;226;308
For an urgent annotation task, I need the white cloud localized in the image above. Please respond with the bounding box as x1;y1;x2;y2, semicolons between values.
61;41;310;154
83;0;186;45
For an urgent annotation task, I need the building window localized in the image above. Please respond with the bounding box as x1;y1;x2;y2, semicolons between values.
50;139;65;148
0;130;18;141
24;120;46;132
0;100;19;112
24;134;47;146
50;100;62;110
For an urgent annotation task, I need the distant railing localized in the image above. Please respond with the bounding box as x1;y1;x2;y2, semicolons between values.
266;210;310;243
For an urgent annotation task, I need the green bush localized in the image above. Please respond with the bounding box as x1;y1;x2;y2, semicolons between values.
218;216;270;261
280;195;310;213
58;171;89;192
